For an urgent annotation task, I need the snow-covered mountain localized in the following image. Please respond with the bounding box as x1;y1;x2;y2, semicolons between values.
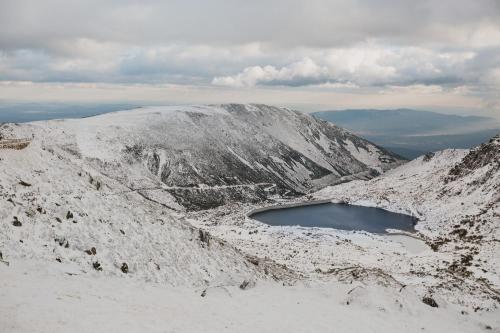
2;104;402;210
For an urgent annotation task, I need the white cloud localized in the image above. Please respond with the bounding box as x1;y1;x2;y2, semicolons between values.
212;44;479;88
212;58;328;87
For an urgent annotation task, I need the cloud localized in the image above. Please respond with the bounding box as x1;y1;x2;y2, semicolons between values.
212;44;479;88
0;0;499;115
0;41;272;84
382;84;444;95
212;58;329;87
2;0;500;50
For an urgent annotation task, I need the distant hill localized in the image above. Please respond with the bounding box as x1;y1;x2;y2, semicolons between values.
312;109;500;159
0;101;141;123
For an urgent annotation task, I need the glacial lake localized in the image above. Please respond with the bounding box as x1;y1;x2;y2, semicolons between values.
250;203;417;233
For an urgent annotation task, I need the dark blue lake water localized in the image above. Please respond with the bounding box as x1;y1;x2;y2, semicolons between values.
250;203;417;233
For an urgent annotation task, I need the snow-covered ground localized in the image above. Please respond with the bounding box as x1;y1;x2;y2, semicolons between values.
0;107;498;332
2;260;498;333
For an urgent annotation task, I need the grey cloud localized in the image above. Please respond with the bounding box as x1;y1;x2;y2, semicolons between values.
1;0;500;50
0;0;499;110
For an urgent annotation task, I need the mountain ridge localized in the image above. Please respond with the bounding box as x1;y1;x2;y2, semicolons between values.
2;104;403;209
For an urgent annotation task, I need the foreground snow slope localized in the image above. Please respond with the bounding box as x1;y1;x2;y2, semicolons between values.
1;260;498;333
0;104;401;210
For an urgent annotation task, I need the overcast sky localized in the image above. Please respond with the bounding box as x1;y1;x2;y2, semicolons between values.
1;0;500;116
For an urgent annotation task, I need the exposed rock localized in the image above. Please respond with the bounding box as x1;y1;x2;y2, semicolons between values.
423;152;435;162
199;230;210;247
85;247;97;255
12;216;22;227
422;296;439;308
92;261;102;271
447;134;499;183
55;238;69;248
239;279;256;290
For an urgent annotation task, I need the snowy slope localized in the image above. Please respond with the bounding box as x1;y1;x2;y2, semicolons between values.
0;131;281;287
2;259;498;333
2;104;402;210
314;135;500;295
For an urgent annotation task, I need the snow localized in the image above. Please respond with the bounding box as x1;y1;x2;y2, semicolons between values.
2;260;498;333
0;133;263;286
386;234;429;254
0;106;498;332
343;140;384;173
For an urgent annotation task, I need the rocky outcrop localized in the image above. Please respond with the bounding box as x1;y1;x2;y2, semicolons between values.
447;134;500;184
